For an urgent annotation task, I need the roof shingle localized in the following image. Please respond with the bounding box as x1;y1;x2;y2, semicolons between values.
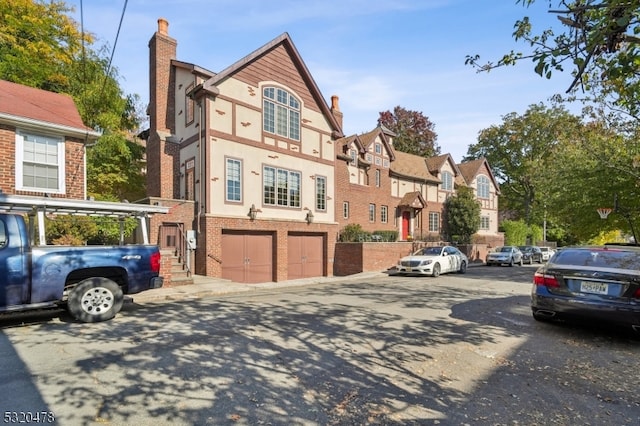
0;79;90;130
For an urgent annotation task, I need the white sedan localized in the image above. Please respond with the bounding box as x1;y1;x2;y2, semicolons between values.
396;245;468;277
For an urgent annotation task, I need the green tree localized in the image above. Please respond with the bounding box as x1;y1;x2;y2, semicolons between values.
466;0;640;118
464;103;582;225
1;0;148;242
86;133;147;202
543;119;640;242
443;186;481;244
0;0;87;91
501;220;529;246
378;106;440;157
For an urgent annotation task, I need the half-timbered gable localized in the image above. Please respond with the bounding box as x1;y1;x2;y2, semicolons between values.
458;158;501;236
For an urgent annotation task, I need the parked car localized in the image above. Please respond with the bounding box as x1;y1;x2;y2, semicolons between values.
539;246;555;261
531;245;640;331
0;209;164;323
486;246;524;266
518;245;543;264
396;245;468;277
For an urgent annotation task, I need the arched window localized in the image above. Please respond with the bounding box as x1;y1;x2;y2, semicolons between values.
477;175;490;199
263;87;300;141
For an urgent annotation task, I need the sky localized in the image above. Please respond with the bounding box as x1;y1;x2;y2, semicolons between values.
65;0;577;162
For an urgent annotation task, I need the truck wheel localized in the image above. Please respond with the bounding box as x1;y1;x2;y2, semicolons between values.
68;278;124;323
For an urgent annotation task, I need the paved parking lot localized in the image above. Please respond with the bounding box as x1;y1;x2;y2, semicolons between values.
1;265;638;425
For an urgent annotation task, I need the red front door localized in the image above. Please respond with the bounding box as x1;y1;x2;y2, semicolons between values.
402;211;410;240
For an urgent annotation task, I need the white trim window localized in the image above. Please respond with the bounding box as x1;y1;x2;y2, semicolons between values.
477;175;490;199
441;171;453;191
429;212;440;232
369;203;376;222
263;87;300;141
343;201;349;219
263;166;301;208
381;205;388;223
225;158;242;202
15;130;65;194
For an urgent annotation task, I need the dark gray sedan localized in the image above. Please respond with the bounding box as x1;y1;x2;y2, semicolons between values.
531;245;640;331
519;245;543;264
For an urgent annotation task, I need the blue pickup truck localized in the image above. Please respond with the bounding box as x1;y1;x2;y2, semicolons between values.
0;196;168;323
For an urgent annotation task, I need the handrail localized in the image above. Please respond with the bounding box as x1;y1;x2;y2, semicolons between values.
174;223;192;277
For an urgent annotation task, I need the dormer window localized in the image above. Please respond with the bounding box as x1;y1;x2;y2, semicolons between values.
263;87;300;141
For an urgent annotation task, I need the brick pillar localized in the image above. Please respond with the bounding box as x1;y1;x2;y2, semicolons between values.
330;95;343;131
147;18;178;199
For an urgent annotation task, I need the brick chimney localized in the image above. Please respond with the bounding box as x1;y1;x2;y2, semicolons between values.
147;18;179;199
330;94;343;131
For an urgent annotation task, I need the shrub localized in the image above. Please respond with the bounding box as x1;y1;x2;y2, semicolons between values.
372;230;398;242
339;224;369;242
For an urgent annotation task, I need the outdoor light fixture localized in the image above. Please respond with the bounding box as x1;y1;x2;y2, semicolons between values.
305;210;314;224
248;204;258;220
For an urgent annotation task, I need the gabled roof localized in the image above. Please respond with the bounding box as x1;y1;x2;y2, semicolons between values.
457;157;501;194
335;134;363;162
398;191;427;209
390;151;440;183
0;80;99;139
358;127;396;162
425;153;460;175
171;59;216;79
196;33;343;138
337;134;364;153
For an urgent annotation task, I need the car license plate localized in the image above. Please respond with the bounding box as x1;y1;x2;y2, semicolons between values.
580;281;608;295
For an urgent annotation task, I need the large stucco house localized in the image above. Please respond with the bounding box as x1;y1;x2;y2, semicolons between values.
144;18;502;284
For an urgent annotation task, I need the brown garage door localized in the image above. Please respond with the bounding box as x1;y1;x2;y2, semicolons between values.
221;231;273;283
288;233;324;280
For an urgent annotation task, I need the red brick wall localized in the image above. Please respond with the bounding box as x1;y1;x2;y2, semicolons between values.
159;248;175;286
63;137;85;199
334;242;415;275
0;125;15;193
146;197;196;245
334;158;401;236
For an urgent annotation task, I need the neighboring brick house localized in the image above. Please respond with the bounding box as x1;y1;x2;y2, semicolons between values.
145;19;343;283
334;113;502;244
0;79;100;198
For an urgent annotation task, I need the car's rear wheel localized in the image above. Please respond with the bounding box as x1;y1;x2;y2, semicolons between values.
432;263;441;277
458;261;467;274
67;277;123;323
